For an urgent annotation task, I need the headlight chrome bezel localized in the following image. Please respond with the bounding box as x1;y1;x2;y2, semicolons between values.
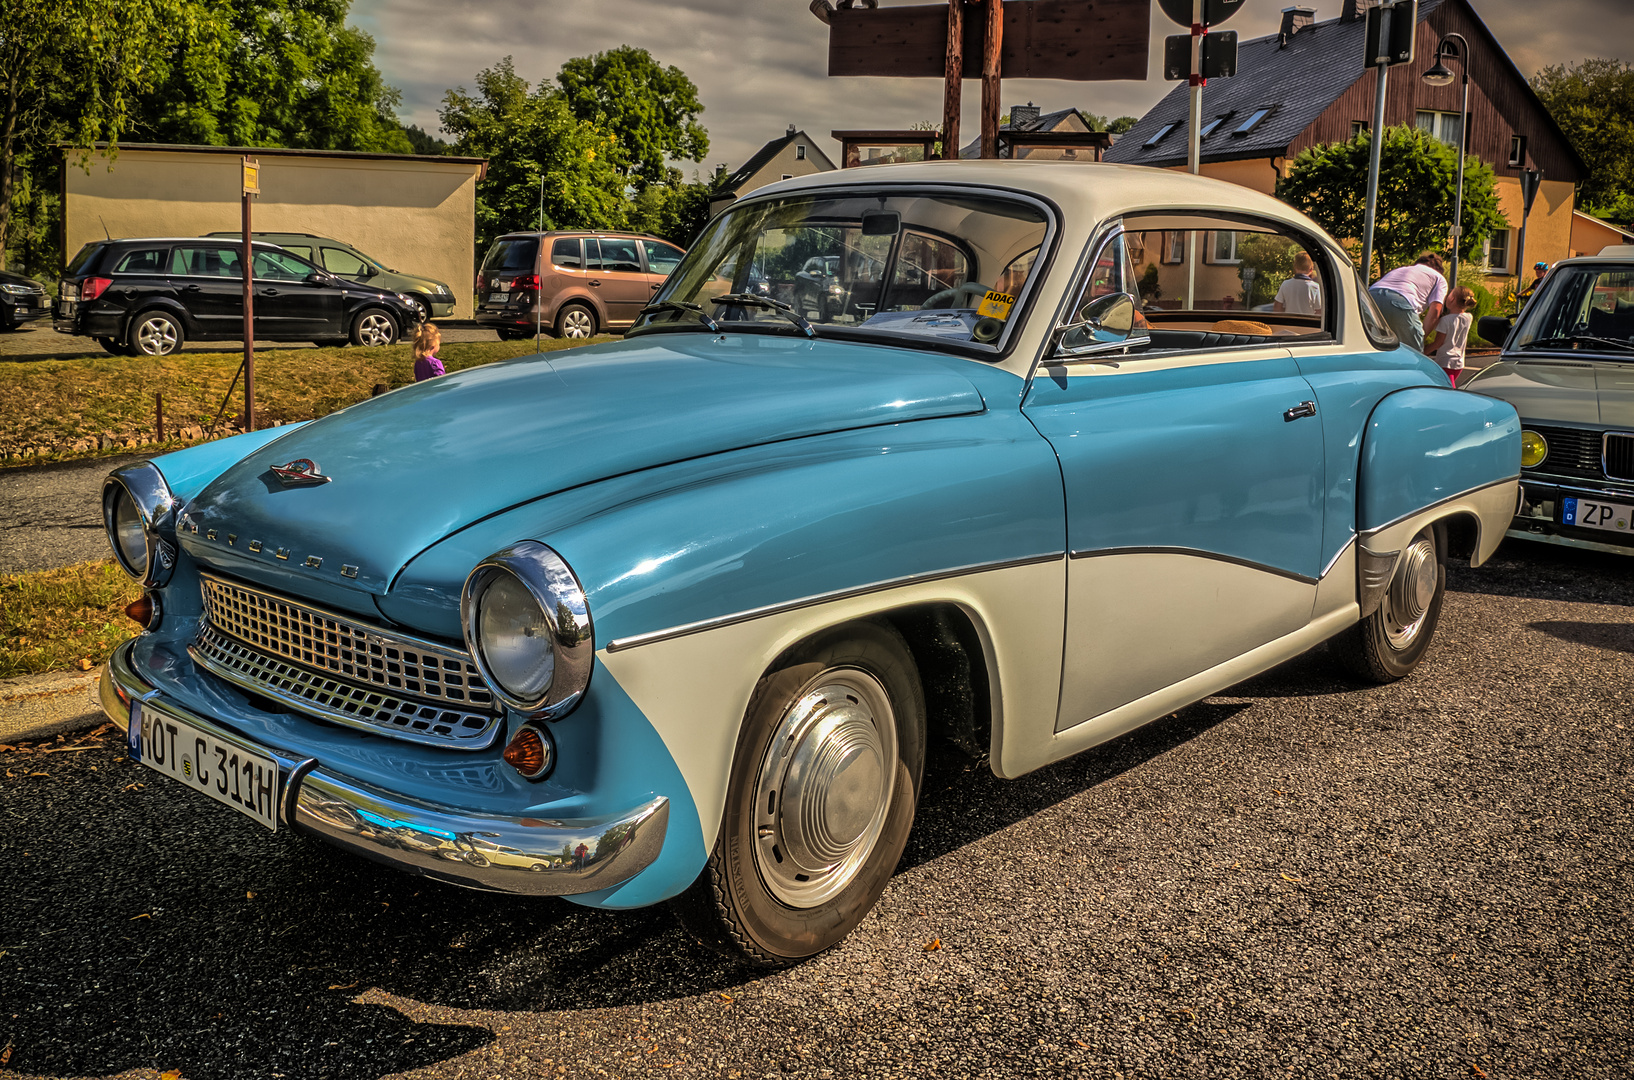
102;462;179;588
461;542;593;718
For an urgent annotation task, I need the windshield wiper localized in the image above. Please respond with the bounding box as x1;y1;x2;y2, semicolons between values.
1520;334;1634;354
639;298;720;332
711;293;816;338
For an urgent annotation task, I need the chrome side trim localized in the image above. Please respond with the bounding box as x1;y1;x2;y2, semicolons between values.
1361;475;1522;537
1320;536;1357;580
1067;545;1320;586
99;640;669;897
603;552;1066;653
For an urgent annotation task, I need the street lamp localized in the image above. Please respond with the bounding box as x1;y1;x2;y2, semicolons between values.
1422;32;1469;284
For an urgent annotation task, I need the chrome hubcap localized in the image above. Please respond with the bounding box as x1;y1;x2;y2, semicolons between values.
753;669;897;908
136;318;178;355
1382;536;1438;650
562;309;593;338
358;313;394;346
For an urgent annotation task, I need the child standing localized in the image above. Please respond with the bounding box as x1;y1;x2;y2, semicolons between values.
412;322;444;382
1427;287;1474;387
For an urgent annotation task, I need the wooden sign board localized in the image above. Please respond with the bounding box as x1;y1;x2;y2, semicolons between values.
828;0;1150;81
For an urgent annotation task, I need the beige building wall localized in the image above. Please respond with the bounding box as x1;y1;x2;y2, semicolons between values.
66;148;484;316
1570;211;1634;257
709;132;836;216
1482;176;1574;285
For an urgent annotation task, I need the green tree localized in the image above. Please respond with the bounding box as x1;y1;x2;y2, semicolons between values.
439;57;628;253
1106;116;1139;135
1277;124;1506;277
628;170;720;246
556;46;707;189
1531;58;1634;226
401;124;448;156
132;0;411;153
1;0;195;269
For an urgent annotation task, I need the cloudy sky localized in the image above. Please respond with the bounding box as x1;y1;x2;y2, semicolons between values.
351;0;1634;170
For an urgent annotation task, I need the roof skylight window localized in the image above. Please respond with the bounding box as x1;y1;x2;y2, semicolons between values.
1143;122;1177;148
1233;108;1272;136
1199;114;1232;138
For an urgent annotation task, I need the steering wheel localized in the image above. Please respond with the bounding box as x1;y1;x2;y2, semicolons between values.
922;281;991;310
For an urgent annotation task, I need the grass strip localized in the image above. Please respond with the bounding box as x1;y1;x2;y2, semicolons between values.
0;335;611;464
1;561;142;679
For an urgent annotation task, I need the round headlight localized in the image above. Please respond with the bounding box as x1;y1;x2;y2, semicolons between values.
102;463;178;587
1520;430;1548;469
461;542;593;717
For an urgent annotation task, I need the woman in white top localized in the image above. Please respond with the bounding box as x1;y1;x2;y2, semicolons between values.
1426;287;1474;387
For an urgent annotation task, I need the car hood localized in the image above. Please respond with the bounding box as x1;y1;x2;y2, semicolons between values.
0;269;43;289
179;334;987;603
1467;358;1634;427
385;270;451;293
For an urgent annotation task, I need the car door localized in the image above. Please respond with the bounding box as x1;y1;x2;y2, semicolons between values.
106;244;178;321
586;236;649;327
169;245;246;340
252;248;340;340
1021;220;1327;735
641;239;685;301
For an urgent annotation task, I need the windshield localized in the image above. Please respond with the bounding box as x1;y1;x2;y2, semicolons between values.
633;189;1052;351
1512;265;1634;355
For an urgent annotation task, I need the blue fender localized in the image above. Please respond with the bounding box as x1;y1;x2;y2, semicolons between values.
1358;387;1520;532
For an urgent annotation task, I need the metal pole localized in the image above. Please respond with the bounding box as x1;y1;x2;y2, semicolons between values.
1512;214;1530;318
1185;0;1203;309
1449;66;1468;284
943;0;963;159
536;170;544;346
241;177;255;432
1360;55;1390;280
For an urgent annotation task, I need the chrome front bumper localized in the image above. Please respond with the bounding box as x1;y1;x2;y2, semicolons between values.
99;639;668;896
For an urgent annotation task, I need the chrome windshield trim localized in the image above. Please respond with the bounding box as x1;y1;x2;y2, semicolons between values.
1067;545;1320;586
603;552;1066;653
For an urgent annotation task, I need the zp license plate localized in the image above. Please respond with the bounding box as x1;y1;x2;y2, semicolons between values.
129;701;280;831
1563;496;1634;534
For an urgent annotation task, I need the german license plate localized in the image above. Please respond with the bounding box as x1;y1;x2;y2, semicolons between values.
487;292;507;303
129;701;279;831
1563;496;1634;534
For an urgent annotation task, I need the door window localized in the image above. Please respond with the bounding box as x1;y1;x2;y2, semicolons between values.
113;248;170;275
552;238;584;269
321;247;368;277
171;246;244;278
641;240;684;275
589;237;643;274
252;250;313;281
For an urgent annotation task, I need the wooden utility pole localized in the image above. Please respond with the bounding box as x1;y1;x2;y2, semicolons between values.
980;0;1003;158
942;0;964;159
241;155;258;432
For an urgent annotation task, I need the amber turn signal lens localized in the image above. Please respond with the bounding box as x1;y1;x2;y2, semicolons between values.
124;593;158;629
503;725;553;780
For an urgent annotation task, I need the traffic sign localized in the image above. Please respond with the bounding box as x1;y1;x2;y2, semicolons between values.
1164;30;1237;80
1520;168;1544;215
1157;0;1245;27
1363;0;1416;67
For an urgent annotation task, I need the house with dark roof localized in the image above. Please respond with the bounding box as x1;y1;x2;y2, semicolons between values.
708;126;837;217
1104;0;1585;285
957;105;1110;161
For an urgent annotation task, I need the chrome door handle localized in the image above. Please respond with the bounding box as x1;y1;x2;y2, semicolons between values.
1284;401;1317;421
260;288;279;296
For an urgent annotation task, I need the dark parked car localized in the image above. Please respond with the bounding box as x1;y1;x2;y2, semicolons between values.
474;231;685;339
203;231;458;321
1;268;51;330
54;238;422;355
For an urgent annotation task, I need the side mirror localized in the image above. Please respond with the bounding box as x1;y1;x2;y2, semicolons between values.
360;264;378;279
1056;291;1146;356
1478;315;1513;348
304;272;327;286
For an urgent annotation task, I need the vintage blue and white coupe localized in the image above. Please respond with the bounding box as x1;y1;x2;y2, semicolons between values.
98;163;1521;964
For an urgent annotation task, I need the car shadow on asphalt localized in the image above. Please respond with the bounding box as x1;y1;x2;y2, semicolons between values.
1528;618;1634;654
1447;539;1634;602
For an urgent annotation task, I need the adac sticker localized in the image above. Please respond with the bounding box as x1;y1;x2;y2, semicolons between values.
976;289;1016;320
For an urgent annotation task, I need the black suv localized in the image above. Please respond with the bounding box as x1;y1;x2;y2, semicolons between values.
54;238;422;355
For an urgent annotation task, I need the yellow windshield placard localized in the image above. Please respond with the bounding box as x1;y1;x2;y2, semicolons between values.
976;289;1015;320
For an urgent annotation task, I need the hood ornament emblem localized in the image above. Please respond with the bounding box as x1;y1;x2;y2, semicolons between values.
269;458;332;487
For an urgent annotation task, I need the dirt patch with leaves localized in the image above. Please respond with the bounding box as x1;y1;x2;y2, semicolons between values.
0;561;141;679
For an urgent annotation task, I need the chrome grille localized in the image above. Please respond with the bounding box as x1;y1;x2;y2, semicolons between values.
194;573;502;750
1606;433;1634;483
1531;425;1605;480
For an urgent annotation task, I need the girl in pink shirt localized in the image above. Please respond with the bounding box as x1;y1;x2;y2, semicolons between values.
412;323;444;381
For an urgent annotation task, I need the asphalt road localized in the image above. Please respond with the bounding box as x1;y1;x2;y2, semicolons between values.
0;323;501;364
0;455;144;573
1;539;1629;1079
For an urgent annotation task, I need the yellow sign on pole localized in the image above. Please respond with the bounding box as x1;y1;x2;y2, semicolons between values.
242;156;260;195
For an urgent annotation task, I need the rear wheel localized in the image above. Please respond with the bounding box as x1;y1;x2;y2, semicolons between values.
128;310;184;356
557;302;597;340
672;620;926;967
1333;524;1446;683
349;308;398;347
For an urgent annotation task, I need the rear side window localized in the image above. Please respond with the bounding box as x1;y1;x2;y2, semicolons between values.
552;238;583;269
281;245;315;261
171;246;244;278
483;237;539;275
642;240;684;275
322;247;367;276
65;244;104;276
589;237;642;274
112;248;170;275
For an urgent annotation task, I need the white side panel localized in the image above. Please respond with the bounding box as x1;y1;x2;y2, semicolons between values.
1056;552;1316;732
1365;479;1520;566
1313;540;1357;620
597;559;1066;848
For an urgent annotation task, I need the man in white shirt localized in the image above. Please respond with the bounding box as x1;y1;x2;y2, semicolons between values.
1273;252;1323;318
1369;252;1449;352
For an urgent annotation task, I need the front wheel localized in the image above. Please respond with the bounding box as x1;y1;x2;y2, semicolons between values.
1333;524;1445;683
672;620;925;967
349;308;398;347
